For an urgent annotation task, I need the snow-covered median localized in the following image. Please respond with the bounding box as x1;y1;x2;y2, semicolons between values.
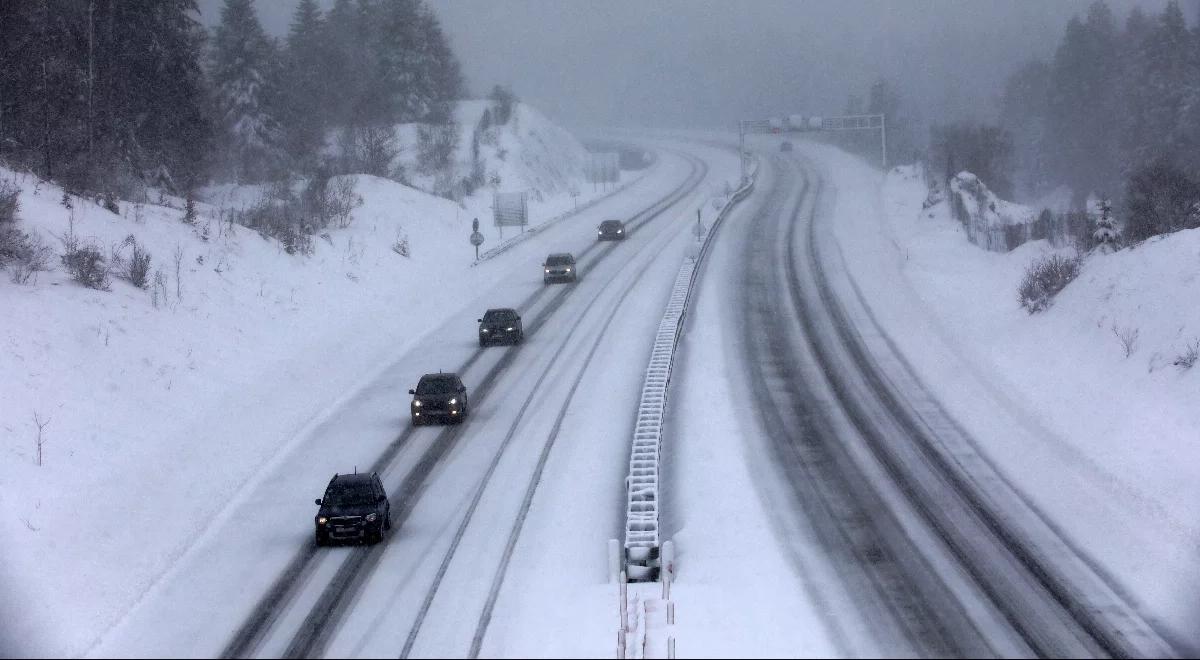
807;143;1200;652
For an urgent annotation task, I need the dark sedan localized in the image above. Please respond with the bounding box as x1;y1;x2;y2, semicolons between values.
597;219;627;240
410;372;470;425
543;252;578;283
479;308;523;346
314;472;391;546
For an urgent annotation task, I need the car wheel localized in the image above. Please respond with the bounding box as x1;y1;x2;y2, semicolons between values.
315;531;327;547
384;508;392;531
479;339;486;348
412;415;422;427
375;520;387;544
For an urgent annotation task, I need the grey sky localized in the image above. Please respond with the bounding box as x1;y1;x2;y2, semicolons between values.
196;0;1185;131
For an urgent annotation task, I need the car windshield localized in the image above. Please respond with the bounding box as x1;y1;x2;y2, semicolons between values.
546;255;572;266
326;480;375;506
602;221;621;228
483;310;517;322
417;377;459;395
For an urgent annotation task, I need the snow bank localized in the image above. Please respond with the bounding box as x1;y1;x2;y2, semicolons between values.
810;143;1200;651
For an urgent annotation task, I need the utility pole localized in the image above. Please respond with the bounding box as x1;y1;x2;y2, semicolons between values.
738;121;747;185
880;114;888;170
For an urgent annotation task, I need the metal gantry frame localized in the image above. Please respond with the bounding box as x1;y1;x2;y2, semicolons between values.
739;113;887;182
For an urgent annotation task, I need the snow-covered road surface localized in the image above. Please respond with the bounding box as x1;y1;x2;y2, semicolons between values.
659;144;1172;658
85;143;746;658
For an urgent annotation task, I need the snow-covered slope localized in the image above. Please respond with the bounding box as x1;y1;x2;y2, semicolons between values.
396;100;590;201
0;101;626;656
810;146;1200;650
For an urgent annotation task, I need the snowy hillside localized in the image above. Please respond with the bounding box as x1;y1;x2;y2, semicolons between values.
813;147;1200;648
394;100;590;202
0;102;630;655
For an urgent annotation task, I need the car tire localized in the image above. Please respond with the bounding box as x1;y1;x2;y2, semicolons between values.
315;531;327;547
384;509;392;531
412;415;422;427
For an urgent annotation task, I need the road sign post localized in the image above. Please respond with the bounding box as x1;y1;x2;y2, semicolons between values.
469;218;484;260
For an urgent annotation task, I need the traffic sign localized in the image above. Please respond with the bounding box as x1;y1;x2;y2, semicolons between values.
470;231;485;246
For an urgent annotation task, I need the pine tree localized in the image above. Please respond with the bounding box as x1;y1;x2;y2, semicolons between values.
281;0;330;171
1119;2;1193;178
1092;197;1119;247
1046;2;1120;206
1000;59;1052;198
101;0;212;190
323;0;373;127
210;0;284;183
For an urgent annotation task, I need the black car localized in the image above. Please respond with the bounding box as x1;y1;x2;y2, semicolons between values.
314;472;391;546
597;219;627;241
780;141;793;152
543;252;578;283
478;308;523;346
410;372;469;425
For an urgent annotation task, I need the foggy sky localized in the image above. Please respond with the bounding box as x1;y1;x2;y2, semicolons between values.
196;0;1186;132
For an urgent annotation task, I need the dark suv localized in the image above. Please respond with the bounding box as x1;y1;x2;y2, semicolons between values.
410;372;469;425
597;219;626;241
543;252;577;283
314;472;391;546
478;308;523;346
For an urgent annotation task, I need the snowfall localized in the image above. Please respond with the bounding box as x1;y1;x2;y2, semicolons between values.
2;102;1198;658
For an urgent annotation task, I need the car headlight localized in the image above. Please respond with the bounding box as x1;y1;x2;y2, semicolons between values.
506;327;514;331
566;267;572;272
481;328;489;333
545;268;550;273
413;400;422;407
317;517;328;525
449;398;457;405
365;513;378;522
617;229;623;233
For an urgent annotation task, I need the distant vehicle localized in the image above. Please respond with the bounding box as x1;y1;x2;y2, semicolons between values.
597;219;627;241
478;308;523;346
314;472;391;546
410;372;469;425
768;117;783;133
543;252;578;283
780;141;793;152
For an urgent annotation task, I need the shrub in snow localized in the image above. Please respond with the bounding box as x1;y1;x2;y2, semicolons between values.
62;241;111;290
337;125;400;179
235;182;314;256
1111;324;1139;359
183;195;198;225
0;181;52;284
392;229;410;257
101;191;119;214
6;233;53;285
416;123;458;177
125;238;152;289
301;171;359;230
1017;253;1080;313
1174;340;1199;371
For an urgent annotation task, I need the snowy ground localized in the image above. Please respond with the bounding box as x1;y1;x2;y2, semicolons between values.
0;107;646;656
803;141;1200;651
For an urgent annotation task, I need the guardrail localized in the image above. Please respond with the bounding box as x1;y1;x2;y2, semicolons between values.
620;156;758;581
